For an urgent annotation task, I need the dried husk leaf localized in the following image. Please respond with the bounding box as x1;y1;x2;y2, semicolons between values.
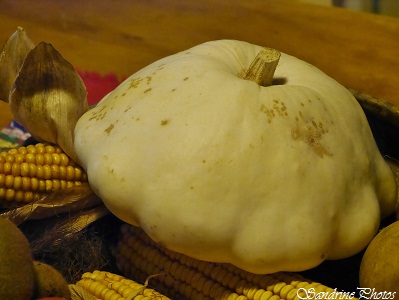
69;284;98;300
9;42;89;163
0;183;102;225
350;89;399;127
0;27;34;102
125;274;168;300
29;204;110;252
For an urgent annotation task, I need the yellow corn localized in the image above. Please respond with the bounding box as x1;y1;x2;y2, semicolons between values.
115;224;358;300
74;270;171;300
0;143;88;206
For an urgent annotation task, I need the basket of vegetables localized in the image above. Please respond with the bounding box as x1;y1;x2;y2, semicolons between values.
0;27;398;299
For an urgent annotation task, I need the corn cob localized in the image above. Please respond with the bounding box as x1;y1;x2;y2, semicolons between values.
74;270;171;300
115;224;358;300
0;143;88;206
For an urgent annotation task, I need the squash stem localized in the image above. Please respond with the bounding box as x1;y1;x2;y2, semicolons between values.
242;48;281;87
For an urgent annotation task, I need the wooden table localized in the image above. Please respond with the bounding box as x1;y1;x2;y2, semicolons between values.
1;0;399;130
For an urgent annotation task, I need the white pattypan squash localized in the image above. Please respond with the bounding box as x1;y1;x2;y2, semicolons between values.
74;40;397;274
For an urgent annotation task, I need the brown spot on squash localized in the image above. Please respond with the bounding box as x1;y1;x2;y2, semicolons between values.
129;77;143;89
160;119;169;126
260;100;288;123
291;112;332;158
104;123;115;135
88;105;108;121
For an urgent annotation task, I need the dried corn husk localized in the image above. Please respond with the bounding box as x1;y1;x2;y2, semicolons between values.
29;204;110;251
0;27;34;102
9;42;89;163
0;183;102;225
69;284;98;300
351;89;399;127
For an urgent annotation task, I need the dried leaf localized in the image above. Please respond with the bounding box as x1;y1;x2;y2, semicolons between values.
350;89;399;127
69;284;98;300
64;205;110;236
1;183;102;225
125;273;168;300
0;26;34;102
9;42;89;163
29;204;110;251
123;273;170;300
126;286;146;300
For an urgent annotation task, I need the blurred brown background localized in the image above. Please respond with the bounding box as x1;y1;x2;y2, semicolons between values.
302;0;399;17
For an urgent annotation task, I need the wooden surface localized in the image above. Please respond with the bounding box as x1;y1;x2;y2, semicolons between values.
1;0;399;129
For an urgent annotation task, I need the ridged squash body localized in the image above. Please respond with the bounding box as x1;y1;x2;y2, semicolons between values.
74;40;397;274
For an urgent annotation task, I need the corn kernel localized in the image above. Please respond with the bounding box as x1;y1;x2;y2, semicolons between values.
0;143;88;206
113;225;358;300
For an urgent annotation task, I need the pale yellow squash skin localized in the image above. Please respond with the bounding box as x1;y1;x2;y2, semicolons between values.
74;40;397;274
